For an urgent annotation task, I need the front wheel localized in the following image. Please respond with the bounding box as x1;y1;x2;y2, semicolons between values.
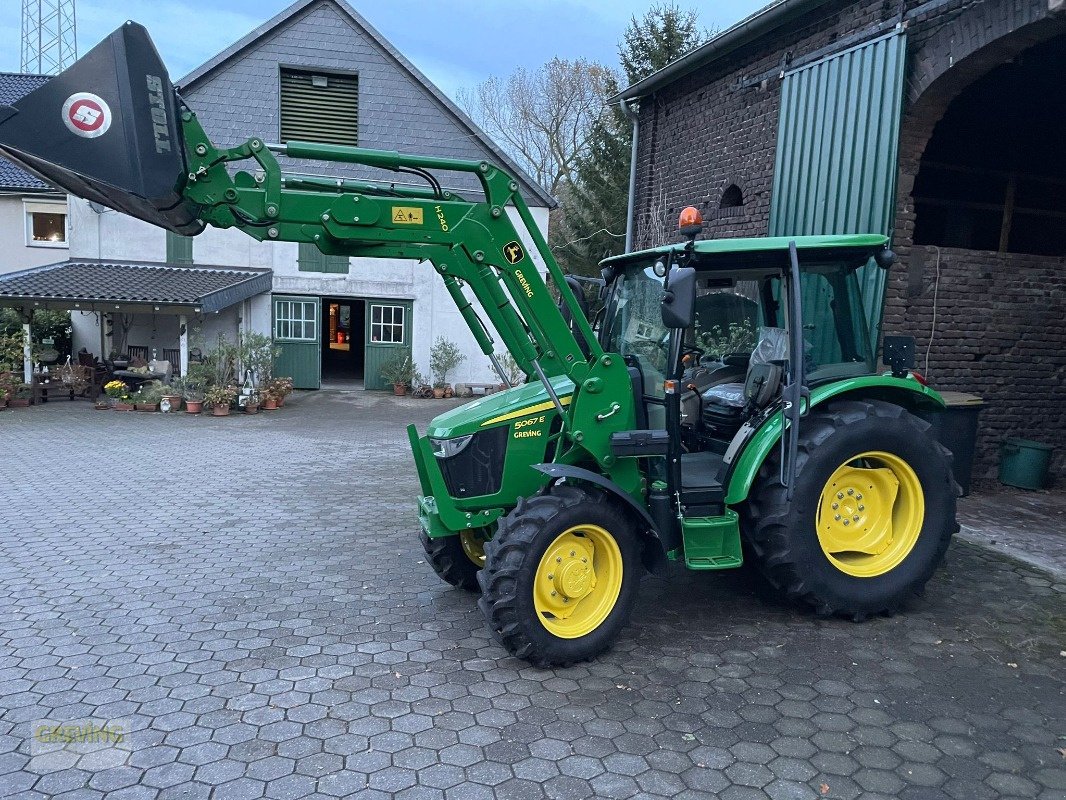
743;399;957;618
420;529;487;592
478;485;641;667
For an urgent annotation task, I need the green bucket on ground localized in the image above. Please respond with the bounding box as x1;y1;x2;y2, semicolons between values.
998;438;1053;490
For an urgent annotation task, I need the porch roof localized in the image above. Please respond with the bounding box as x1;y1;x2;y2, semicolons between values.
0;259;273;314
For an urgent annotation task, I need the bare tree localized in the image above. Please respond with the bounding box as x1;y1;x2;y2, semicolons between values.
457;59;615;196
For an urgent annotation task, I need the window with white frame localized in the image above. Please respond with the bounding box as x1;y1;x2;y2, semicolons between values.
274;299;318;340
25;201;68;247
370;304;405;343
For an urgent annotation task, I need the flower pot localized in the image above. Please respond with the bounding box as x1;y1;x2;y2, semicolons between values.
162;394;182;412
0;398;7;409
94;401;110;410
135;403;157;412
443;386;454;399
262;397;278;410
244;403;259;415
211;405;230;417
432;388;446;399
184;400;203;414
114;401;134;411
9;398;30;408
393;383;407;396
277;395;286;407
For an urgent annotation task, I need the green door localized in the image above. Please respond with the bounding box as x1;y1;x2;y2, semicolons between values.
364;300;412;391
273;295;321;389
769;31;907;344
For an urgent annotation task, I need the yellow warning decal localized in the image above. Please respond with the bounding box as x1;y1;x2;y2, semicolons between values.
392;207;423;224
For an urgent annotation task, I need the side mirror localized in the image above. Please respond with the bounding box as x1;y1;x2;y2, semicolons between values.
661;266;696;329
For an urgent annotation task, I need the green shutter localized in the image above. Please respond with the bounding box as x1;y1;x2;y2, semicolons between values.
166;231;193;264
297;242;349;274
280;69;358;147
769;32;907;344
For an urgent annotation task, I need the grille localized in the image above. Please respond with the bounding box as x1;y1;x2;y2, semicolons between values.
439;427;508;498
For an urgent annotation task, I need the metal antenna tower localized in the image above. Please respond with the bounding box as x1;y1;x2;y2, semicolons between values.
21;0;78;75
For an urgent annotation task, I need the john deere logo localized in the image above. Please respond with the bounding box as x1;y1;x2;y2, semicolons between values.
503;241;525;265
62;93;112;139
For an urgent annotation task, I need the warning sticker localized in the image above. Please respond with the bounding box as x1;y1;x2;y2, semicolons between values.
62;93;112;139
392;207;423;225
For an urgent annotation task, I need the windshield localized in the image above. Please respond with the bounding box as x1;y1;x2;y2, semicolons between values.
602;264;669;397
601;253;877;398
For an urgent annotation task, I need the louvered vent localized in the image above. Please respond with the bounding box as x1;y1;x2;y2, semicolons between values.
280;69;358;146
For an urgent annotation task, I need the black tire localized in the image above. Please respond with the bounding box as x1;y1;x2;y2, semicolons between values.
420;530;481;592
477;485;641;667
743;399;957;619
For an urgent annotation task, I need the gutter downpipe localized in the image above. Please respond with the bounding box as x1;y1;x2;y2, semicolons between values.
619;98;640;254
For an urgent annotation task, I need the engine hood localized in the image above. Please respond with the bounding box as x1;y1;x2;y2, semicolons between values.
426;377;575;439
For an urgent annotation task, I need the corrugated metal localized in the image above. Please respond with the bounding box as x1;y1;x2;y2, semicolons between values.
280;69;359;147
769;31;907;344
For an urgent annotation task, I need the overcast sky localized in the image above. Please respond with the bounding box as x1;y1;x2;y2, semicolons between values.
1;0;767;97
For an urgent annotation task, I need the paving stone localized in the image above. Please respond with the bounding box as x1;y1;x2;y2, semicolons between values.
0;396;1061;800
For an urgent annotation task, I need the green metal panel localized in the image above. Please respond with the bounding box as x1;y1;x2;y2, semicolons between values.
272;294;321;389
363;300;412;391
166;231;193;264
297;242;349;274
769;31;907;344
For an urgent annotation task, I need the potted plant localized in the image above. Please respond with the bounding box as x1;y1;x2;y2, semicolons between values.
161;379;183;413
273;376;293;407
182;362;211;414
133;382;163;411
205;385;237;417
380;355;414;396
8;383;31;408
429;337;466;399
105;379;133;411
0;372;19;409
242;391;260;414
261;378;288;410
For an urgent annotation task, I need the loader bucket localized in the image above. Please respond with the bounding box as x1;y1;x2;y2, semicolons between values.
0;21;202;235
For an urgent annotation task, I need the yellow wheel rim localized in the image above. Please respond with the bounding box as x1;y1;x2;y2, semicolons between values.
533;525;623;639
816;450;925;578
459;530;487;567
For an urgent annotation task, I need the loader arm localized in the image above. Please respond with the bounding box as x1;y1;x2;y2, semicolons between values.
0;21;641;494
175;112;638;477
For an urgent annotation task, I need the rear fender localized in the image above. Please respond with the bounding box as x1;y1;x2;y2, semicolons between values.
532;463;668;574
724;376;945;505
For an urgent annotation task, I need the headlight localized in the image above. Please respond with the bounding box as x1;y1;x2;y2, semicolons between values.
431;434;474;459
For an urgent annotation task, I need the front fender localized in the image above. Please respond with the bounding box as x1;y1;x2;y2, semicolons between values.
723;376;944;505
532;464;669;575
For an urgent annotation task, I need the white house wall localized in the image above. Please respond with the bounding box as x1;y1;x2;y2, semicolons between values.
67;198;551;386
0;194;70;275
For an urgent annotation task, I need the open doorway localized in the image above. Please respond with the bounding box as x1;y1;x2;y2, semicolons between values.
321;297;366;384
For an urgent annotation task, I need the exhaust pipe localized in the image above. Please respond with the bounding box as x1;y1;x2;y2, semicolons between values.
0;21;203;235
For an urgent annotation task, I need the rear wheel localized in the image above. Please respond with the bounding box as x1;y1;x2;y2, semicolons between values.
420;529;487;592
743;399;957;618
478;485;641;667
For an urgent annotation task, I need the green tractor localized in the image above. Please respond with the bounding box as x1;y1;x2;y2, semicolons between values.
0;23;957;667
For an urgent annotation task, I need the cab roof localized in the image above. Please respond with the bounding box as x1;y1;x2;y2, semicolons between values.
600;234;889;270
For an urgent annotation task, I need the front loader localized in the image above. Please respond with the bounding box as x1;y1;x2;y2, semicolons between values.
0;23;958;667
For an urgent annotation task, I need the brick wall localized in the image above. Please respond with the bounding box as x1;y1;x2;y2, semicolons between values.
632;0;1066;486
882;247;1066;483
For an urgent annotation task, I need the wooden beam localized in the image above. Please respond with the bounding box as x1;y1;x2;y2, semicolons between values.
999;174;1017;254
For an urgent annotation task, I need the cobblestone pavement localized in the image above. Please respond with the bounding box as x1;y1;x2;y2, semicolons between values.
958;490;1066;579
1;394;1064;800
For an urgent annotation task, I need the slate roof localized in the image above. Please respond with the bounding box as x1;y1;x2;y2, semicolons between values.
0;72;54;192
0;260;273;313
178;0;556;208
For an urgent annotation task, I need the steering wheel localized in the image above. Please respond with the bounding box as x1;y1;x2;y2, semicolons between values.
680;344;705;368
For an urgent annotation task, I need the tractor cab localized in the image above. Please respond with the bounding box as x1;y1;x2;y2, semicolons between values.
599;213;893;537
